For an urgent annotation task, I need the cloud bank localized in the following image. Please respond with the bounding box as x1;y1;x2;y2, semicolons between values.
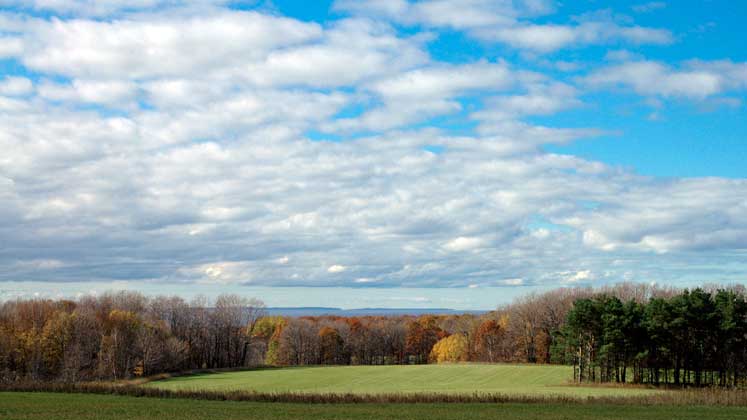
0;1;746;294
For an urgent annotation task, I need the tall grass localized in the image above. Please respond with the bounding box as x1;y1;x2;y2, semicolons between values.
2;382;747;406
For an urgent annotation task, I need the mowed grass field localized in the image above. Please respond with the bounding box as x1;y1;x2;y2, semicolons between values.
147;364;657;397
3;392;747;420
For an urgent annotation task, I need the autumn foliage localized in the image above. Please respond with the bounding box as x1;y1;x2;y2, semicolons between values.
473;319;505;362
2;282;737;385
429;334;469;363
0;292;265;381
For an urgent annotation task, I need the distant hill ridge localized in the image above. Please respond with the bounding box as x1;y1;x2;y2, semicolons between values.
264;307;488;317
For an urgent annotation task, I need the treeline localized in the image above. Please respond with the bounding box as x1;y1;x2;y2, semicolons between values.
0;286;582;381
552;288;747;388
255;283;679;368
1;283;743;387
0;293;265;381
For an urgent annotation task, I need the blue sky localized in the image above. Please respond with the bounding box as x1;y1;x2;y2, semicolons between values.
0;0;745;309
268;0;747;178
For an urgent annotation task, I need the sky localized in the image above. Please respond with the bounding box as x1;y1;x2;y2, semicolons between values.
0;0;746;309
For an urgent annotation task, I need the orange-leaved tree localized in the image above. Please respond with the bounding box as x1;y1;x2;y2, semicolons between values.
473;318;505;363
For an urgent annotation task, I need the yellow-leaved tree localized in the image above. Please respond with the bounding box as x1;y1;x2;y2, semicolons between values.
429;333;468;363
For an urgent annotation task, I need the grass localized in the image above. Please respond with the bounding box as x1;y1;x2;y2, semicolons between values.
3;392;747;420
146;364;658;398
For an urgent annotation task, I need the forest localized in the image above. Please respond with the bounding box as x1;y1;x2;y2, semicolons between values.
0;283;745;388
553;288;747;387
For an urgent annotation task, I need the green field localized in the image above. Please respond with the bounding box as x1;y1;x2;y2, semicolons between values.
147;364;657;397
2;392;746;420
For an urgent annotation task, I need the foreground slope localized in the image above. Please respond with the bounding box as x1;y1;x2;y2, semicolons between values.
2;392;745;420
148;364;656;397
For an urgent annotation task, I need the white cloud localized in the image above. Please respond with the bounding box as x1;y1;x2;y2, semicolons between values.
475;82;580;122
13;259;66;270
336;0;671;52
0;76;33;96
584;60;746;98
334;0;522;29
38;79;138;106
133;89;348;147
2;0;229;17
0;36;23;57
685;60;747;91
182;261;253;284
323;61;519;133
476;24;575;52
499;278;524;286
564;270;593;283
328;264;346;273
20;11;322;79
632;2;666;13
474;22;672;52
243;19;428;88
371;61;514;100
568;178;747;254
389;296;431;303
604;49;642;62
444;236;486;252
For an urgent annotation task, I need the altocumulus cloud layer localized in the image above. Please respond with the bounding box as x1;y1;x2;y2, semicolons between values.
0;0;746;295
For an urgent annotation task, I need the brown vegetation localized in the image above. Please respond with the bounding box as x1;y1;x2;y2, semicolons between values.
1;282;742;385
2;380;747;406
